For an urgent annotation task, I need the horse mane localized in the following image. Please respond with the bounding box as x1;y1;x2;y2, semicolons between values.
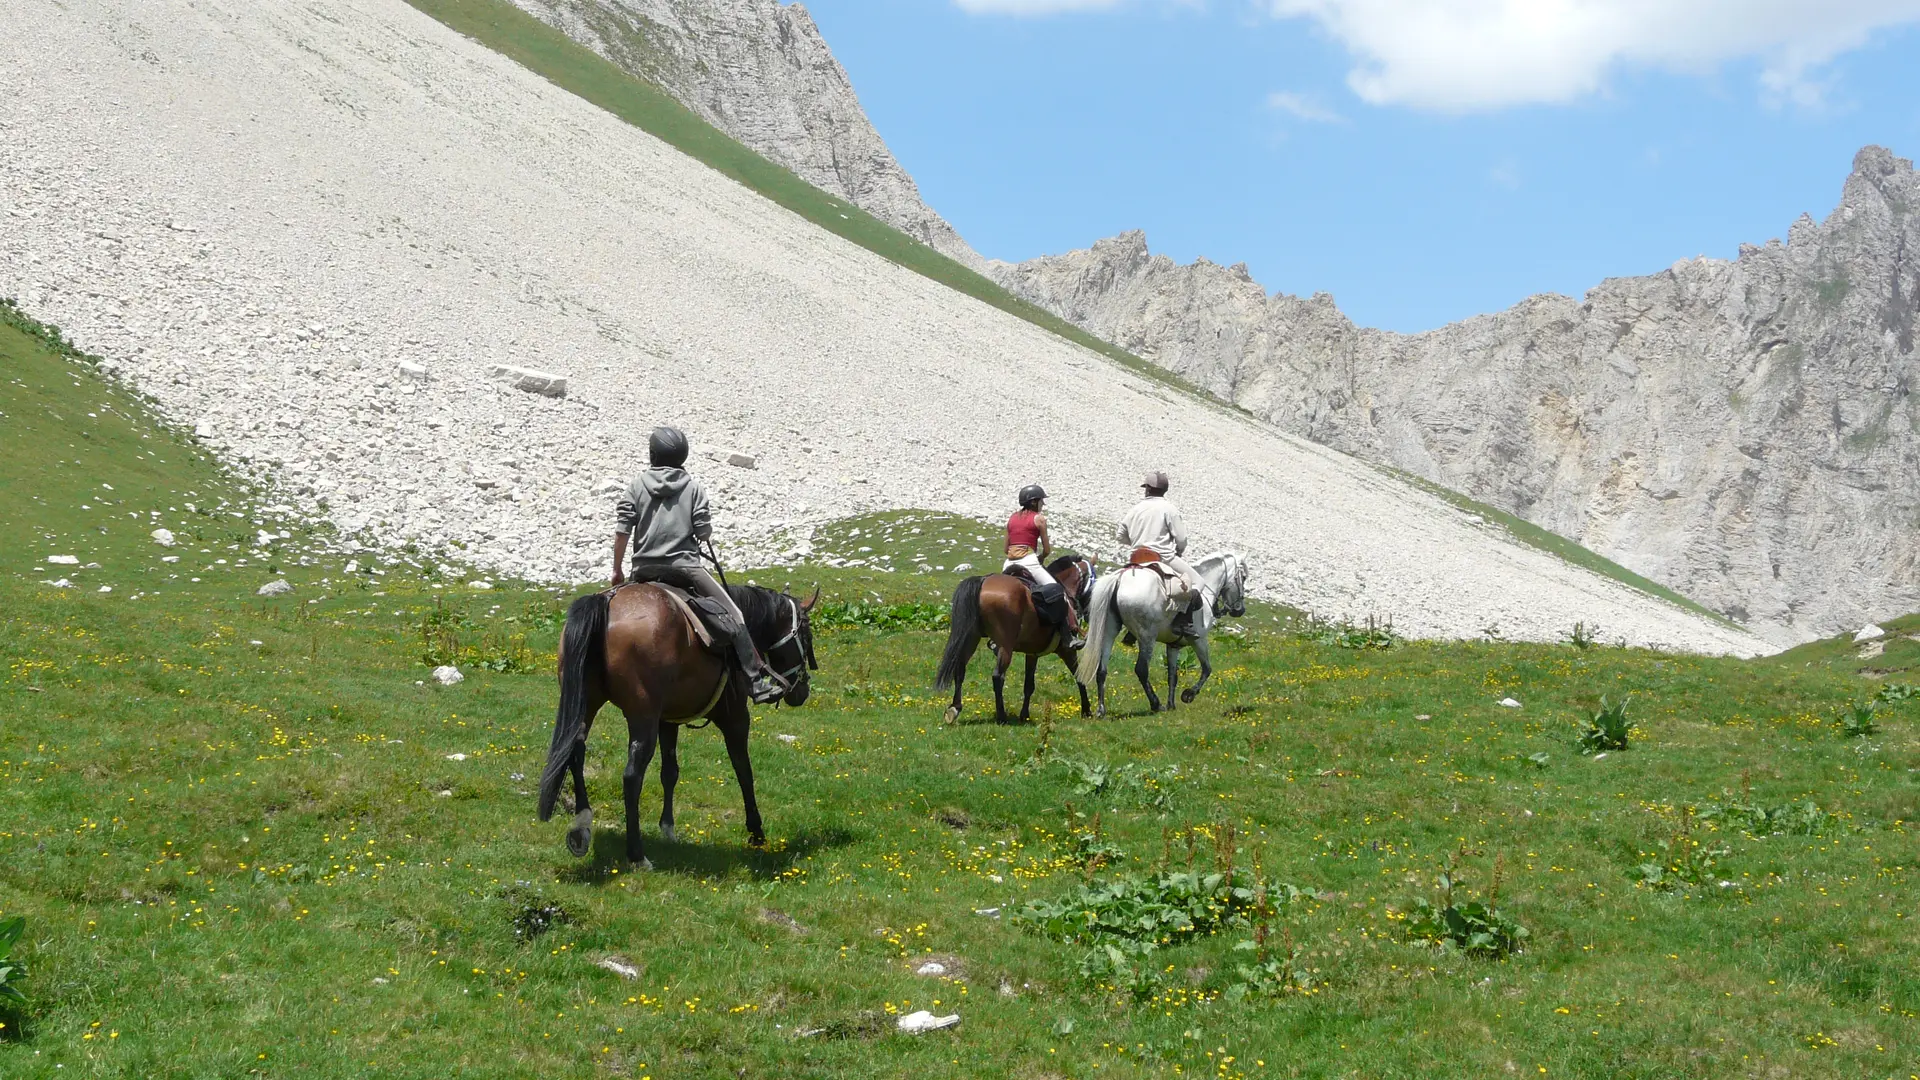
1189;551;1241;576
726;584;789;641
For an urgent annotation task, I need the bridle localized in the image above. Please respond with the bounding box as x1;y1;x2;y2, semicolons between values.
763;592;818;692
1210;554;1247;618
1069;555;1096;611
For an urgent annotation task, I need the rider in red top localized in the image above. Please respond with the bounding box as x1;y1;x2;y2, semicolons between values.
1004;484;1083;648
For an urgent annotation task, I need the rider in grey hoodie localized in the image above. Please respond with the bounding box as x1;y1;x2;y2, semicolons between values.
612;426;788;704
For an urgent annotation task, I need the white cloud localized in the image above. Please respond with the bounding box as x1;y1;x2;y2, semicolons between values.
1267;91;1346;122
1262;0;1920;110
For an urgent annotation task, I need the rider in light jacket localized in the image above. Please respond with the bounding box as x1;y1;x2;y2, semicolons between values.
1116;470;1205;603
611;426;788;704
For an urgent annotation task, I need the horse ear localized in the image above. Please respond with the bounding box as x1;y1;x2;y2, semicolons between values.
803;584;821;611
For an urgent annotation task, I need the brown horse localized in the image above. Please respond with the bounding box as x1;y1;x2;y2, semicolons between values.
537;582;818;868
935;555;1094;724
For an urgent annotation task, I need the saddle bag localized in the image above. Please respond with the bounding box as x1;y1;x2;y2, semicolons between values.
687;595;743;647
1033;581;1068;626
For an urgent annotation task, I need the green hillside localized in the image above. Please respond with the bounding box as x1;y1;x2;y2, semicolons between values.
3;301;1916;1077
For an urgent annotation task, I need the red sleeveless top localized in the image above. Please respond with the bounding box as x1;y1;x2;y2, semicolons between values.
1006;509;1042;551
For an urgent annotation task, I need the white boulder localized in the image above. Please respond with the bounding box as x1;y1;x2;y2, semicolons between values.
257;579;293;596
432;665;464;685
151;528;176;546
47;555;78;565
896;1010;959;1034
1854;624;1887;643
487;364;568;398
1497;697;1522;708
397;360;429;381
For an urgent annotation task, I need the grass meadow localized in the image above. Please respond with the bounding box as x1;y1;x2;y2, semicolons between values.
3;304;1919;1080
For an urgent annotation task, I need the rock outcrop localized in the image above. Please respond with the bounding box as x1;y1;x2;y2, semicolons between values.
990;147;1920;645
510;0;984;270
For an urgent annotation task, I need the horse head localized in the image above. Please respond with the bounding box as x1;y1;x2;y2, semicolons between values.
775;585;822;706
1208;552;1248;618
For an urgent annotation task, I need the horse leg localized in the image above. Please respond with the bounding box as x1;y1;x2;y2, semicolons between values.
657;722;681;843
621;716;659;869
1063;649;1092;717
1095;661;1109;719
717;701;766;846
1164;643;1181;712
991;639;1015;724
565;742;593;858
944;660;968;726
1182;634;1213;704
1018;652;1040;724
1134;636;1162;713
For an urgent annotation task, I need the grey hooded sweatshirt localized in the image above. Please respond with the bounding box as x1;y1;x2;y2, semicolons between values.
614;467;711;564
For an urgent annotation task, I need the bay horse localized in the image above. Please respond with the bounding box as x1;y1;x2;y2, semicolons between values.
935;555;1095;725
1076;551;1247;716
537;582;818;868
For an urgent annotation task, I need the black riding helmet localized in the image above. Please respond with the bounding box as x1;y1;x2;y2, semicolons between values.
1019;484;1047;509
649;426;690;468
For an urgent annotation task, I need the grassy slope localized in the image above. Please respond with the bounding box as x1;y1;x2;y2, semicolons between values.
3;307;1917;1077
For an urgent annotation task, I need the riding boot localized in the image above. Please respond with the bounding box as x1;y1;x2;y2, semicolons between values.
1064;597;1086;650
727;626;789;705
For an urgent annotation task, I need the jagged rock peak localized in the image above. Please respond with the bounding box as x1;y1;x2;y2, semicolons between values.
991;145;1920;645
510;0;984;270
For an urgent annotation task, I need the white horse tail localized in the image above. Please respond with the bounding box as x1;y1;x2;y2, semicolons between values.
1076;571;1124;685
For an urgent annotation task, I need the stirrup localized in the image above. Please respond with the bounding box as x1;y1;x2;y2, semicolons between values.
748;670;789;705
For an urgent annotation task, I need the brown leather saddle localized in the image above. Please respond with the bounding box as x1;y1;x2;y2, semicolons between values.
1126;547;1185;586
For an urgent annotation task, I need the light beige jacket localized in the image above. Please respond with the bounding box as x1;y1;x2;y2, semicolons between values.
1116;496;1188;559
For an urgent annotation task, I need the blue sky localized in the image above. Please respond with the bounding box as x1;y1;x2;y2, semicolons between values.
802;1;1920;332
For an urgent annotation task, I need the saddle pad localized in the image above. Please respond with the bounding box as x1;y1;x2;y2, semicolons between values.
1000;565;1039;589
1128;546;1164;566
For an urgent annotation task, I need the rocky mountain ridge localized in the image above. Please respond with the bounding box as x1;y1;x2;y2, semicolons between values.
508;0;984;269
988;147;1920;645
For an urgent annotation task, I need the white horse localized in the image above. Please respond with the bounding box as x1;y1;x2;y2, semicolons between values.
1076;551;1248;715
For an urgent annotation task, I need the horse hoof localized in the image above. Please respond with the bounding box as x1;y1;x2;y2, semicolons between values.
659;825;678;844
1181;689;1198;704
943;706;961;725
748;833;768;849
632;856;654;872
565;812;593;858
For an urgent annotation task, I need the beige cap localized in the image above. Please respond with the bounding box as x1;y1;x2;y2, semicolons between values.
1141;469;1169;491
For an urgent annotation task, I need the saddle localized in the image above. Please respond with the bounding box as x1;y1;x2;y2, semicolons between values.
1000;565;1070;629
1123;547;1189;593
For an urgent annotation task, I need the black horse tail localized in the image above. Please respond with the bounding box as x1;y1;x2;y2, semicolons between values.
539;592;609;821
934;576;985;691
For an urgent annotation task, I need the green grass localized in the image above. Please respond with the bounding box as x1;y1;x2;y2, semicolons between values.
398;0;1213;404
5;302;1919;1077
